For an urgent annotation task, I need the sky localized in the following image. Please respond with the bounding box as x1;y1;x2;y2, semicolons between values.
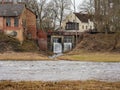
46;0;84;12
71;0;84;12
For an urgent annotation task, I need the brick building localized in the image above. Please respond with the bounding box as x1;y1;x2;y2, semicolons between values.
0;2;37;42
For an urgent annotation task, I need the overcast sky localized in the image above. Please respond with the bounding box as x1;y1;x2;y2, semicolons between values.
71;0;84;12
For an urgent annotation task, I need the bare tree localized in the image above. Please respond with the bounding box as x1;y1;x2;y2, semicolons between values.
52;0;71;29
94;0;120;50
94;0;120;33
37;0;47;30
26;0;72;30
27;0;47;30
78;0;94;14
42;1;58;30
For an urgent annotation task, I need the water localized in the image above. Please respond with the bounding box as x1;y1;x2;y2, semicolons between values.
0;61;120;82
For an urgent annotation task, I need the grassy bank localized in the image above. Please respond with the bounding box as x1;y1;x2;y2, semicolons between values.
0;52;49;60
0;80;120;90
1;51;120;61
57;33;120;62
58;51;120;62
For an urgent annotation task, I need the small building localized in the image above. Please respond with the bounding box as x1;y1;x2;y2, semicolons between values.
0;3;37;42
47;30;83;53
62;13;94;32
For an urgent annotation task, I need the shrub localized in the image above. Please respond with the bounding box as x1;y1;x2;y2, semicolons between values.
0;33;38;52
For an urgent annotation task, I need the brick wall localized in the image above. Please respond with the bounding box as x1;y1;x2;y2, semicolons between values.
0;7;37;42
26;8;37;40
0;17;3;30
37;30;47;51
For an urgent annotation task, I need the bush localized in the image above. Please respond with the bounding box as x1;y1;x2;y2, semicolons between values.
19;40;38;52
0;33;38;52
0;33;20;52
74;33;120;52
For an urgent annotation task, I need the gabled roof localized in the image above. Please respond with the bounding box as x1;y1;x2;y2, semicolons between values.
0;4;25;17
74;13;93;23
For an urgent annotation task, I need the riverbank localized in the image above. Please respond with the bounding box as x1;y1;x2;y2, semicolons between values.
0;80;120;90
1;51;120;62
57;33;120;62
0;52;49;60
58;51;120;62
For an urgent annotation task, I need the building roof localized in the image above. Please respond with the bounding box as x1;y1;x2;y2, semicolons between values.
74;13;93;23
0;4;25;16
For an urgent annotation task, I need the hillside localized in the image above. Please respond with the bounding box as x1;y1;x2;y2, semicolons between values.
0;33;38;53
58;33;120;61
74;33;120;52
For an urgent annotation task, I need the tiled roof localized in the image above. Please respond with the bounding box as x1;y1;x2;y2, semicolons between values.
74;13;93;23
0;4;25;16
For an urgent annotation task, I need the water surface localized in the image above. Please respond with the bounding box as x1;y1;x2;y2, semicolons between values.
0;61;120;82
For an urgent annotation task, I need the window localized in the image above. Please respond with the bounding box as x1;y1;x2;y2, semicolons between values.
64;36;72;43
82;25;84;29
53;38;62;43
65;22;79;30
64;39;72;43
86;26;88;29
14;17;19;27
6;17;11;26
75;23;79;30
53;38;58;43
90;26;92;29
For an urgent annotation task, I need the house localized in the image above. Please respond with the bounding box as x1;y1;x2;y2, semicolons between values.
0;3;37;43
48;12;95;53
62;13;94;32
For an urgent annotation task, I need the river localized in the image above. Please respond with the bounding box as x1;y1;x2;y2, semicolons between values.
0;61;120;82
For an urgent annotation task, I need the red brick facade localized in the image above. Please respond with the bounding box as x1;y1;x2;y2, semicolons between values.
0;17;4;30
37;30;47;51
26;8;37;39
0;5;37;42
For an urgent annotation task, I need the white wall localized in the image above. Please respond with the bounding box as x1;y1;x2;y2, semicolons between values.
62;13;94;32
